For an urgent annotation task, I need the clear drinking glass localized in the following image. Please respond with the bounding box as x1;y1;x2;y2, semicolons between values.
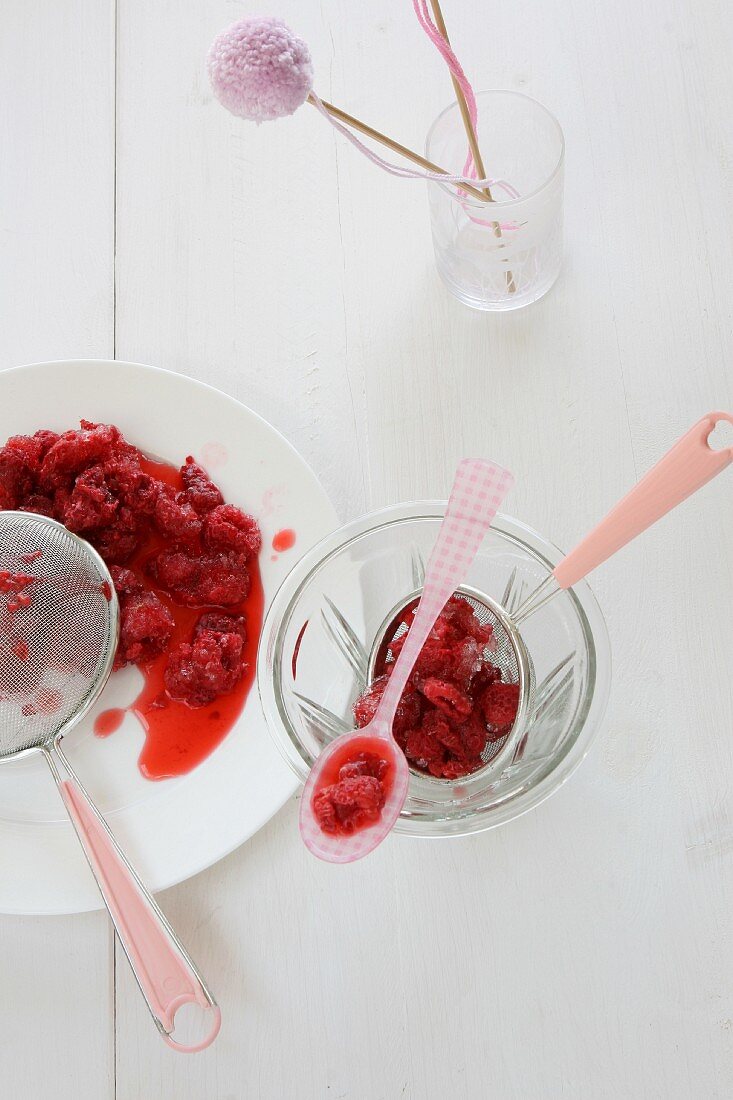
425;91;565;311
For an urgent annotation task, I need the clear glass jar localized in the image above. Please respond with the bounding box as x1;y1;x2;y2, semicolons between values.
257;504;611;838
425;91;565;311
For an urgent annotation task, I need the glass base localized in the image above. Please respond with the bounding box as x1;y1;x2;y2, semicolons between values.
435;259;561;312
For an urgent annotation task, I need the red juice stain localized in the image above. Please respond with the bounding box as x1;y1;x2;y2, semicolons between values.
20;550;43;564
94;707;126;738
12;639;29;661
101;580;112;601
105;456;266;782
291;619;309;680
272;528;296;553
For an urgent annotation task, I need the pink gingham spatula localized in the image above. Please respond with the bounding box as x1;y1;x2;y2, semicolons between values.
299;458;514;863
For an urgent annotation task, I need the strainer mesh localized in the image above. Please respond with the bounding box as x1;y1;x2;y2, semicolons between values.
0;513;117;757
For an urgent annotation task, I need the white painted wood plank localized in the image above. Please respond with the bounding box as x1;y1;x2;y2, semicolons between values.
0;0;115;370
114;0;731;1097
0;2;116;1098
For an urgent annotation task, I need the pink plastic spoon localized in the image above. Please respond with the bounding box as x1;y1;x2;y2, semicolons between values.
299;458;514;863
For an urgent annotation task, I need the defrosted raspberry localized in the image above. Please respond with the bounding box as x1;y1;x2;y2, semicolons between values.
194;611;247;642
180;458;224;514
86;505;142;564
164;626;246;706
106;461;160;515
147;548;251;606
62;466;119;533
420;677;472;719
353;673;422;736
0;421;263;716
202;504;261;558
115;591;175;669
3;430;58;476
17;493;55;518
313;775;385;834
152;485;202;545
0;448;34;509
110;565;144;598
39;421;132;491
481;681;520;733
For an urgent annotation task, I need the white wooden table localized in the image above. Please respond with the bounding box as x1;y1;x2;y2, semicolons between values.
1;2;731;1097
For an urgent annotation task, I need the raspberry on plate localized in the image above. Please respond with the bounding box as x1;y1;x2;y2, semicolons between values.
147;548;251;606
112;568;175;670
202;504;261;558
180;458;224;514
164;624;246;707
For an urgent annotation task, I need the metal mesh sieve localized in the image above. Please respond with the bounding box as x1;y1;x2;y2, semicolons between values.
368;585;534;771
0;512;118;758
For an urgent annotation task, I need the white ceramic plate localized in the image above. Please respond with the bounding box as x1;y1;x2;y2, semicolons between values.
0;360;338;914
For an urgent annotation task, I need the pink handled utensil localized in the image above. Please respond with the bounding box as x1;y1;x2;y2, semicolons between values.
0;513;221;1053
299;458;514;863
514;411;733;623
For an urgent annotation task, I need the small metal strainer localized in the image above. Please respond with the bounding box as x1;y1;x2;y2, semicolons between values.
0;512;220;1052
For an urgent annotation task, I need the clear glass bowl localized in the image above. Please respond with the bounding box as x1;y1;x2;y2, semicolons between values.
258;504;611;837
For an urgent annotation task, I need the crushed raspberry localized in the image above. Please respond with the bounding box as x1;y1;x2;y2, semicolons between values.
164;622;246;707
194;611;247;642
420;677;473;719
352;674;421;737
0;449;34;509
87;505;142;564
152;485;202;546
113;574;175;671
62;466;120;532
38;421;132;491
180;458;224;514
202;504;262;558
354;595;520;780
313;751;390;835
147;548;250;606
480;681;520;734
1;421;262;728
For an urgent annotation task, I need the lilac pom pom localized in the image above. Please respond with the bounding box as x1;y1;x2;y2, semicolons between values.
207;16;314;123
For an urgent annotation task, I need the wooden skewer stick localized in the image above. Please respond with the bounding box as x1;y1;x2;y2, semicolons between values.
428;0;516;294
307;93;491;205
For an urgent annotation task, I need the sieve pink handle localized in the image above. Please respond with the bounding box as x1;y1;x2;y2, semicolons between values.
373;458;514;732
554;412;733;589
54;766;220;1053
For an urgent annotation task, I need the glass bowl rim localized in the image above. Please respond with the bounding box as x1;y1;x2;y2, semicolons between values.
257;501;612;837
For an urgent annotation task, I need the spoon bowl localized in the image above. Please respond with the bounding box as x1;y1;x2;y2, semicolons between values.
299;731;410;863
